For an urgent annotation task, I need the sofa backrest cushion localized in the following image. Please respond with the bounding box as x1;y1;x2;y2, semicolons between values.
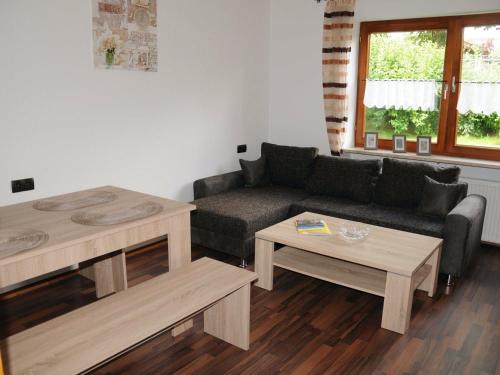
375;158;460;208
306;156;381;203
261;142;318;188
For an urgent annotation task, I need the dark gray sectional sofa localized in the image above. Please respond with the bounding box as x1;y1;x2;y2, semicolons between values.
191;143;487;279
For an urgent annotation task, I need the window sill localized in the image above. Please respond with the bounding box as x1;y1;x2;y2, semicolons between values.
343;147;500;170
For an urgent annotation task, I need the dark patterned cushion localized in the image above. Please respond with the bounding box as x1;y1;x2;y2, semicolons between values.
306;156;381;203
192;186;309;239
418;176;468;218
239;156;269;187
261;142;318;188
375;158;460;208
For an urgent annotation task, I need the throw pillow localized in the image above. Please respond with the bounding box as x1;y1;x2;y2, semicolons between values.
239;156;269;188
261;142;318;188
418;176;468;218
375;158;460;208
306;156;381;203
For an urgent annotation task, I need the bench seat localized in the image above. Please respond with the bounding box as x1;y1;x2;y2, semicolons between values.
1;258;257;375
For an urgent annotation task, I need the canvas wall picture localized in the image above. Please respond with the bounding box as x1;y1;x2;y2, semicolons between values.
92;0;158;72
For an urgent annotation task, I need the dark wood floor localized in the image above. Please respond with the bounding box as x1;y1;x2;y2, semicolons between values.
1;242;498;375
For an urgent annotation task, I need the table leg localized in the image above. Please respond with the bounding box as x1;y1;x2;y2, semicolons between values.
381;272;413;334
171;320;194;336
167;212;193;336
94;251;128;299
79;264;95;282
204;284;251;350
417;245;442;297
111;251;128;292
167;212;191;270
254;238;275;291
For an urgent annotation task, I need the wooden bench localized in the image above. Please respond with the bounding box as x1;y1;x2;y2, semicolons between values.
1;258;257;375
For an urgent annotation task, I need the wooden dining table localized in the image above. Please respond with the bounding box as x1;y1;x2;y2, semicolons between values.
0;186;196;297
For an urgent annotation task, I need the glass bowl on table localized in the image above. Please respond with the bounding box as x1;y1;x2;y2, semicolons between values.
338;221;370;242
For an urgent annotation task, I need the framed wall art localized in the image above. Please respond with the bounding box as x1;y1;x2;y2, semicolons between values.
92;0;158;72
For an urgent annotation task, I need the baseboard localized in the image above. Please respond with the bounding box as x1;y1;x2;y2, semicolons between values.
481;240;500;248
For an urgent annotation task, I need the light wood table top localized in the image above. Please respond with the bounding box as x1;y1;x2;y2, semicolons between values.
0;186;195;288
256;212;442;277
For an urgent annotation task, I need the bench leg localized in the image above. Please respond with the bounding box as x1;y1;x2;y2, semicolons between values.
204;284;251;350
381;273;413;334
94;251;128;299
254;238;274;291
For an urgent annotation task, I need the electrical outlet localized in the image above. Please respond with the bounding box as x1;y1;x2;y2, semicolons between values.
11;178;35;193
237;144;247;154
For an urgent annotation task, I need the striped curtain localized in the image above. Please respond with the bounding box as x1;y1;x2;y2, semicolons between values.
322;0;355;155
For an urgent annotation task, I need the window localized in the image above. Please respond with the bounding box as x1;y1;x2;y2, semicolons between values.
355;13;500;161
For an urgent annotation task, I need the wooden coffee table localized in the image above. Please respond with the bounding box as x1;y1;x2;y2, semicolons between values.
254;212;442;334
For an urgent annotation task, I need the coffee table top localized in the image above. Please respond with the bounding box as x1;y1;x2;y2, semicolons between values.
0;186;195;266
256;212;442;277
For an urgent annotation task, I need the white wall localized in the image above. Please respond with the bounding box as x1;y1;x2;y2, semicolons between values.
0;0;270;206
1;0;499;208
268;0;500;156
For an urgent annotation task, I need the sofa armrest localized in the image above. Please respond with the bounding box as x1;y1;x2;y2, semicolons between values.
442;194;487;277
193;170;244;199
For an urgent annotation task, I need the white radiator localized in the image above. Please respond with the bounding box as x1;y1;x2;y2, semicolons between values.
461;177;500;245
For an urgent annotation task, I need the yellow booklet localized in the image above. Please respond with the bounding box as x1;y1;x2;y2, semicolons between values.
296;219;332;236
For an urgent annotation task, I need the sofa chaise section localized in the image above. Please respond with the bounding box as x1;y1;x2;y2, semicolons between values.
192;185;309;265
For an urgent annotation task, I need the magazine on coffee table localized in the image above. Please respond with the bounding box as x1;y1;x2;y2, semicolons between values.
295;219;331;236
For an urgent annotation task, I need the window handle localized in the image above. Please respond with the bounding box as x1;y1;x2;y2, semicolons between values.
443;82;449;100
451;76;457;93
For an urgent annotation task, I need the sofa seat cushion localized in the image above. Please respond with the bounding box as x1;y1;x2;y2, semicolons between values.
289;195;370;222
261;142;318;188
290;196;444;238
192;186;309;239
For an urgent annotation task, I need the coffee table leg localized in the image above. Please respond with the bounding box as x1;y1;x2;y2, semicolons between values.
255;238;274;290
418;246;442;297
381;273;413;334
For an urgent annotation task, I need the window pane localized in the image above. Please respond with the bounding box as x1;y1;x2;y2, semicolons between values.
365;30;447;142
456;25;500;149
